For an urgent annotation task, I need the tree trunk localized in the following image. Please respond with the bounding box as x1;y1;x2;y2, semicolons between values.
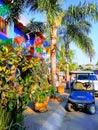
65;43;69;82
50;25;57;87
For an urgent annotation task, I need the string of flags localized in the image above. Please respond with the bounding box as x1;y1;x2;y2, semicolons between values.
0;32;51;61
0;4;50;62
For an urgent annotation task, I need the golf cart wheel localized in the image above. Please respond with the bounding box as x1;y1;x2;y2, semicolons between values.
66;103;75;112
87;104;96;115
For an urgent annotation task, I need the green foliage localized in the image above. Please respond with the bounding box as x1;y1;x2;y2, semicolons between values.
82;68;92;71
0;45;54;130
32;84;56;102
69;62;78;71
96;61;98;67
57;44;77;72
0;105;10;130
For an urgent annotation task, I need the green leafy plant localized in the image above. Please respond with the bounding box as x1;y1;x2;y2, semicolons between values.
0;45;56;129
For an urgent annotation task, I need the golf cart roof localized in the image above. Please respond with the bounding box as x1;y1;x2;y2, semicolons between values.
69;71;94;75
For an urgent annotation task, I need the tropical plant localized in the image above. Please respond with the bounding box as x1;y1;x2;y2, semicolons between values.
0;46;25;130
57;44;77;72
32;84;56;102
96;61;98;68
0;45;54;129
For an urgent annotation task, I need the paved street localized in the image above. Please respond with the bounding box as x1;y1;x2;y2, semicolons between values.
60;98;98;130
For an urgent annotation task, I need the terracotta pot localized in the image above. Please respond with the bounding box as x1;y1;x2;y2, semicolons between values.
34;96;50;112
57;85;65;94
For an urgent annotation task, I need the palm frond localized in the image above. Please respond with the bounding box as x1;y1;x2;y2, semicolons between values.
7;0;25;23
27;21;45;33
62;2;98;24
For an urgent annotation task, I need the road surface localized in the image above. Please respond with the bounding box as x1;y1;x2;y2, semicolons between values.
60;98;98;130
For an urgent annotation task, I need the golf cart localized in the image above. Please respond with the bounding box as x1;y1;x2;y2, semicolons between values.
66;71;96;114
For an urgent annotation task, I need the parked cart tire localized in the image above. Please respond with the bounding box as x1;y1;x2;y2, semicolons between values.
66;102;75;112
87;104;96;115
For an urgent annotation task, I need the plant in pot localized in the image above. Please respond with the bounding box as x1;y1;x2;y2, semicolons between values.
32;83;57;112
17;54;53;112
31;65;52;112
32;87;50;112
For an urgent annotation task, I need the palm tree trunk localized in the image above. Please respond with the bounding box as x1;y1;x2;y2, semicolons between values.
50;25;57;87
65;43;69;82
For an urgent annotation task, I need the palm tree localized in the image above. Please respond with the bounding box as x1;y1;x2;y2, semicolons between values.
7;0;63;87
59;2;98;81
59;21;94;81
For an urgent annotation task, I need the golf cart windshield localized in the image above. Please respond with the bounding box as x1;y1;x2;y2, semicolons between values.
77;75;97;80
69;71;94;90
69;71;94;81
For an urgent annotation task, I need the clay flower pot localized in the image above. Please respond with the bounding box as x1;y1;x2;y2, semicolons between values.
57;84;65;94
34;96;50;112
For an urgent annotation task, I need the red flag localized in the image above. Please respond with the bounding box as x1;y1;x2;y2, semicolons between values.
14;36;24;45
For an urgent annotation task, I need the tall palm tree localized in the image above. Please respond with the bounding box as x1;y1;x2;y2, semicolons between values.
7;0;63;87
59;2;98;81
59;21;94;81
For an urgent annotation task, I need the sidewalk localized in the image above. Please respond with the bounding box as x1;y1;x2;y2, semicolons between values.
23;93;68;130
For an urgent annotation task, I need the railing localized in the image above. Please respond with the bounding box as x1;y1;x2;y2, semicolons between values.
0;16;8;35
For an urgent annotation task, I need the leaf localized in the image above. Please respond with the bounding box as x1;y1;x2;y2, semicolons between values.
8;102;14;111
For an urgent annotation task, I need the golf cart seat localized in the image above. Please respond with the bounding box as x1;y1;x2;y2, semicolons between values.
74;82;93;90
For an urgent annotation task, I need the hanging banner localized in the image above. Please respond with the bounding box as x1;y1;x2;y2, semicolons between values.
25;32;35;45
36;32;45;40
0;38;13;46
14;36;24;45
34;36;43;47
45;46;50;53
0;5;10;16
43;41;50;47
25;41;31;49
29;38;35;45
36;47;43;53
35;53;41;57
28;46;34;54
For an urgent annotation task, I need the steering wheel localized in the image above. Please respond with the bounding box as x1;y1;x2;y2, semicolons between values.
83;82;91;89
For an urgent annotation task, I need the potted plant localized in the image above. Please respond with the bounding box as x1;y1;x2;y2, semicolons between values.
33;84;56;112
17;53;55;112
33;88;50;112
